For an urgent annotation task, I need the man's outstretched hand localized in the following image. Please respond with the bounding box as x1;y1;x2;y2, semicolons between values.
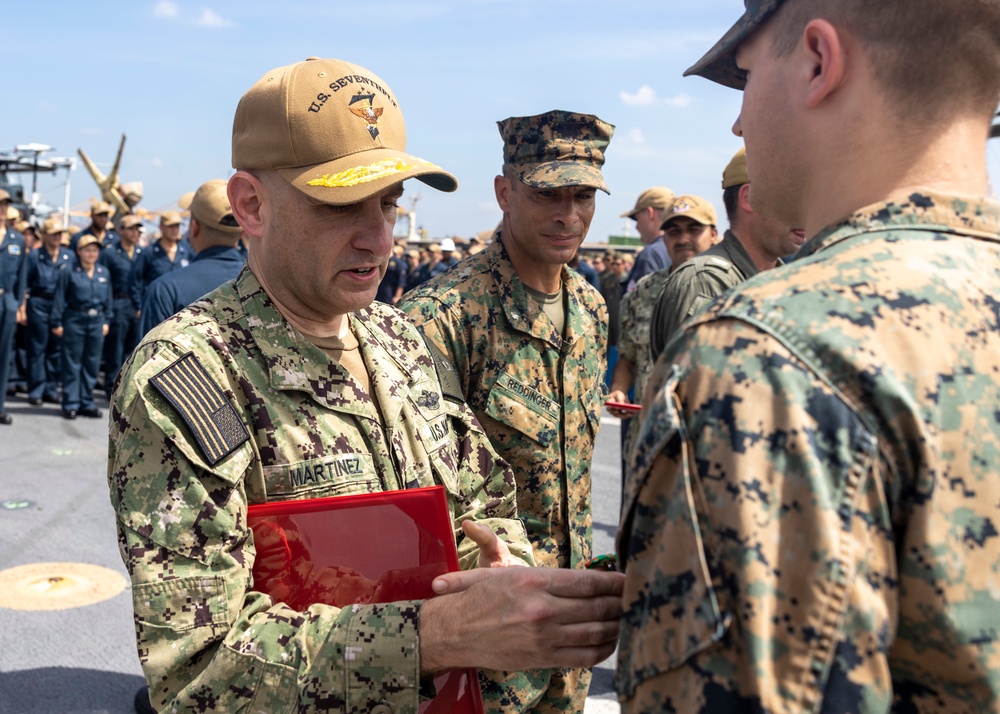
419;566;625;675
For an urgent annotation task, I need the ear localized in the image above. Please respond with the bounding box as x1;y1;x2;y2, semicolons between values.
738;183;754;213
494;174;511;212
189;218;202;239
227;172;266;239
802;19;848;109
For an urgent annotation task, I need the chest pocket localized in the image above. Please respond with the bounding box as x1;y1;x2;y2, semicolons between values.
485;372;559;446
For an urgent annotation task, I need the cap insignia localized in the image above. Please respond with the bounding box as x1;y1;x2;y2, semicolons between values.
348;91;384;140
307;158;434;189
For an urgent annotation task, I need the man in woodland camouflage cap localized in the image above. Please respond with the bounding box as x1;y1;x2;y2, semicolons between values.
616;0;1000;711
401;109;613;713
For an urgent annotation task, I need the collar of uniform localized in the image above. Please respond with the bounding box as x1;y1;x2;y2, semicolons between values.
488;231;589;348
717;229;760;278
235;266;425;420
190;245;244;264
798;192;1000;260
235;267;372;416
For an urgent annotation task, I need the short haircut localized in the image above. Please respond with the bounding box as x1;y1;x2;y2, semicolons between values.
768;0;1000;126
722;185;742;225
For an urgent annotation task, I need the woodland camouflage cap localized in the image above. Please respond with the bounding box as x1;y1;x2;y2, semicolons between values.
498;110;614;194
685;0;785;90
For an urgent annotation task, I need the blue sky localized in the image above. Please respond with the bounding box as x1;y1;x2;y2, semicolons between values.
3;1;999;243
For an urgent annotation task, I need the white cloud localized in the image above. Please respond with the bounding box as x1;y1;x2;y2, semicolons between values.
620;86;693;109
196;8;234;27
620;85;658;107
135;158;165;168
153;1;179;19
625;128;647;146
663;94;693;109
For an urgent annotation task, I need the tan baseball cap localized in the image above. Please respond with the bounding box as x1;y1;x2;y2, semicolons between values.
76;234;101;250
14;219;32;234
159;211;182;227
6;206;20;221
661;195;719;229
498;110;614;194
118;215;143;229
41;217;70;235
232;57;457;205
91;201;114;216
620;186;675;218
179;179;242;234
722;146;749;189
0;189;10;203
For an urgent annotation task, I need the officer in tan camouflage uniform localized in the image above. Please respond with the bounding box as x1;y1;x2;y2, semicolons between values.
647;146;805;360
400;110;612;714
108;58;624;714
617;1;1000;712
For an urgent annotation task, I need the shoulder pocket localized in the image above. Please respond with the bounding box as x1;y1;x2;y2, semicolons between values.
616;368;732;698
485;372;559;446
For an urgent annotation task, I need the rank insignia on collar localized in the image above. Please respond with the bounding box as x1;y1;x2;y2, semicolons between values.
349;91;383;140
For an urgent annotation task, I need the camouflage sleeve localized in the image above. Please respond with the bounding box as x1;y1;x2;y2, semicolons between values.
108;340;424;713
398;297;534;570
618;288;641;364
617;318;894;713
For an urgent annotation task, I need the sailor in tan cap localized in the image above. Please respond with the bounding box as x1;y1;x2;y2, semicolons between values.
399;108;616;713
111;58;624;714
24;217;74;406
621;185;675;292
136;179;245;337
70;200;117;251
127;210;193;317
0;188;27;424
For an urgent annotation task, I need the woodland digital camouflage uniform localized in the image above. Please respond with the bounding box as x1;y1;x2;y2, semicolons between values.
399;235;608;712
617;193;1000;712
649;229;766;360
617;267;673;461
108;266;533;713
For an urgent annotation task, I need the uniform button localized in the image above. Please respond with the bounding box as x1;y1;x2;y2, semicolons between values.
371;704;393;714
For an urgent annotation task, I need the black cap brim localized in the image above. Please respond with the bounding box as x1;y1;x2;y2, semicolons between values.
683;0;783;90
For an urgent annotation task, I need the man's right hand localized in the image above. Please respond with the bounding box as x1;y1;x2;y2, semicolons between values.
417;567;625;675
605;389;636;419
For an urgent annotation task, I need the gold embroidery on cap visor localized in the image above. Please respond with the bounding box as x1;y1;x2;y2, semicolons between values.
307;158;437;188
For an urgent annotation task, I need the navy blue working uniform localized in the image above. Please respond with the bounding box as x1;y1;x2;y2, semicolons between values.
0;226;27;421
25;245;73;401
51;263;113;414
70;225;119;253
375;253;407;304
99;238;143;386
128;239;192;313
137;245;244;336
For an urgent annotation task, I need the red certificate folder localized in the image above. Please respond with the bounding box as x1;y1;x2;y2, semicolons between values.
247;486;484;714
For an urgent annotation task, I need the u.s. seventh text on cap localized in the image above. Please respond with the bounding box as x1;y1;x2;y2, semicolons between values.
231;57;457;205
722;146;749;189
497;110;615;194
179;179;242;234
684;0;784;90
661;194;719;229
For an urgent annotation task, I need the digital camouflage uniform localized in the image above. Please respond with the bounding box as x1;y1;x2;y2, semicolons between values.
648;229;766;361
616;266;672;462
617;193;1000;713
399;234;608;714
108;266;533;714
